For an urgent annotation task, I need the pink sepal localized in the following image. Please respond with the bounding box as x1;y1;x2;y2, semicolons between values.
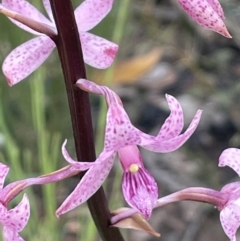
56;151;115;216
2;35;55;86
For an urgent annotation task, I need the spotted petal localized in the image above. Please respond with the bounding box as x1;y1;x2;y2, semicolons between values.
56;151;115;216
140;110;202;152
2;0;53;34
0;163;9;190
177;0;231;38
76;80;145;150
122;167;158;219
2;35;55;86
75;0;114;32
62;139;96;170
76;78;121;106
157;94;184;140
104;103;143;152
80;32;118;69
207;0;225;19
3;194;30;232
220;203;240;241
219;148;240;177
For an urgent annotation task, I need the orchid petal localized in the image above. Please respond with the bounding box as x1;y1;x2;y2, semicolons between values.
122;167;158;219
2;35;55;86
3;194;30;232
77;79;147;151
75;0;114;32
2;0;53;34
76;78;121;106
141;110;202;152
80;32;118;69
157;94;184;140
2;227;24;241
62;139;96;170
220;203;240;241
0;163;9;190
56;151;115;216
207;0;225;19
177;0;231;38
219;148;240;177
42;0;54;23
104;103;143;152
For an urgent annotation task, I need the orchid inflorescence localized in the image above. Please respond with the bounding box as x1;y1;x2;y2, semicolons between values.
0;0;238;240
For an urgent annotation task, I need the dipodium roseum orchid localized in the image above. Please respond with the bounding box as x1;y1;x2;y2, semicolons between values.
0;163;30;241
0;0;118;86
177;0;231;38
56;79;202;219
0;143;96;240
218;148;240;241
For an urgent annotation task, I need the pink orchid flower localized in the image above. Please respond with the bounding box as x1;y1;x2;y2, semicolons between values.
0;142;95;241
56;79;202;219
0;163;30;241
1;0;118;86
218;148;240;241
177;0;231;38
0;143;95;240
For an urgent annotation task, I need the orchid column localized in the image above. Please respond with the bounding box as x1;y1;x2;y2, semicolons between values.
48;0;124;240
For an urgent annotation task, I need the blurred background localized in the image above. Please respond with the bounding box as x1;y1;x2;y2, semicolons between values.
0;0;240;240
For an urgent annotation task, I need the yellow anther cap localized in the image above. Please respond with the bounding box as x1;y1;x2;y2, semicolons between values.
129;164;139;173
